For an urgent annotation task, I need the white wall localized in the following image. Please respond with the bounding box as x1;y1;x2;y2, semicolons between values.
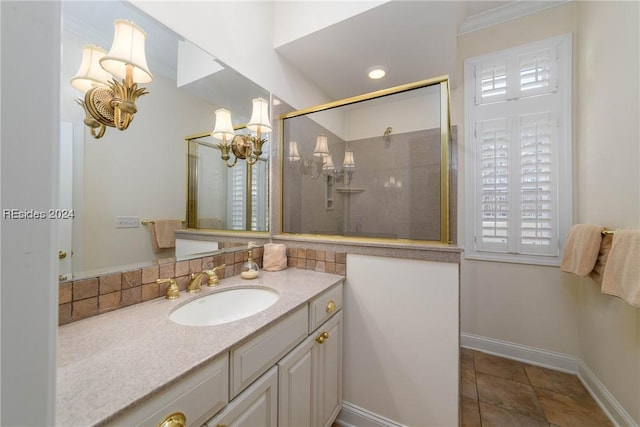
0;2;59;424
455;0;581;356
576;2;640;423
455;2;640;424
132;1;331;112
343;254;459;426
273;1;387;48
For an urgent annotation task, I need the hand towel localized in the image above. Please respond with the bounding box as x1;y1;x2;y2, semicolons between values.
587;233;613;284
263;243;288;271
561;224;605;276
601;230;640;308
151;219;183;253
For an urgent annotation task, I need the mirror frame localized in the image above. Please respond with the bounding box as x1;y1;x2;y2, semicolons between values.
185;128;270;234
278;75;452;244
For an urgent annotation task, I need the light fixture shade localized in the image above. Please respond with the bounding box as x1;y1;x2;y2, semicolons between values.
247;97;272;133
313;135;330;157
288;141;301;161
343;148;356;169
211;108;236;140
70;45;113;93
100;19;153;83
323;154;335;171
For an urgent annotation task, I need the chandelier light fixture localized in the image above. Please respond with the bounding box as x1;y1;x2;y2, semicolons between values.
71;19;153;139
288;134;355;184
211;97;272;168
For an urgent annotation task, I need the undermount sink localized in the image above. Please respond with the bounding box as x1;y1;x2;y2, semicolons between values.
169;287;279;326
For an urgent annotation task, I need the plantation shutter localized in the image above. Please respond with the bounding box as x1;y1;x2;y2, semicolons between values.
477;118;510;252
518;113;558;255
517;48;557;97
476;59;507;104
229;163;245;230
466;35;571;263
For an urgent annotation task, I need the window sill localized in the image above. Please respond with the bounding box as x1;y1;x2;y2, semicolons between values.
464;251;561;267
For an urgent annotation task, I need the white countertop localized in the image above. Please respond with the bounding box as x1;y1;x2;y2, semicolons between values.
56;268;344;426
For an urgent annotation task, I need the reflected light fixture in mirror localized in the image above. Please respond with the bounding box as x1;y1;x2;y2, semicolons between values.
211;97;271;168
288;135;356;184
71;19;153;139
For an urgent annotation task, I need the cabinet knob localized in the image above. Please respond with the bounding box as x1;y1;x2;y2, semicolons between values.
326;300;336;313
157;412;186;427
316;331;329;344
58;250;67;259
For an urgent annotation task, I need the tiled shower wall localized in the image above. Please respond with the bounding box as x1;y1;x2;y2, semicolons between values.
59;246;347;325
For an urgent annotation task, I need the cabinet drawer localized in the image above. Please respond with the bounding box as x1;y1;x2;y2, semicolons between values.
230;305;308;398
107;353;228;427
204;366;278;427
309;282;343;333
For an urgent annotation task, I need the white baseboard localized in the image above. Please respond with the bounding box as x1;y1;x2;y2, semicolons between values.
461;332;638;427
334;401;406;427
578;359;639;427
461;332;578;373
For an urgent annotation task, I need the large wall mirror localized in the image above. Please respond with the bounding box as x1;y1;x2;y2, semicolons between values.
60;1;270;279
281;77;453;243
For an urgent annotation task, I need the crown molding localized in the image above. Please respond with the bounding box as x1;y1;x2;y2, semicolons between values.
459;0;571;35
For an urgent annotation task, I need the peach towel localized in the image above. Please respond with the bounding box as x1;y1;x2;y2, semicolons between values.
587;233;613;285
561;224;604;276
263;243;288;271
151;219;183;253
601;230;640;308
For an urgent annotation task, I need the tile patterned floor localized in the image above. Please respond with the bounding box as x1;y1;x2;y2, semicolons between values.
461;348;614;427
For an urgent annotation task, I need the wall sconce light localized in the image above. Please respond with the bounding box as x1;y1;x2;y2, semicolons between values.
71;19;153;139
288;135;356;184
211;97;271;168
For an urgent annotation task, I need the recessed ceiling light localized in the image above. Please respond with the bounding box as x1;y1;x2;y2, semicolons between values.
368;67;386;80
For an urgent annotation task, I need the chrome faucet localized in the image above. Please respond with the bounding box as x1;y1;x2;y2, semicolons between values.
204;264;226;287
187;272;206;293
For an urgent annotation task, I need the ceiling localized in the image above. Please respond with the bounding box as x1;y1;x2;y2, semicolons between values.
275;0;564;100
63;1;566;109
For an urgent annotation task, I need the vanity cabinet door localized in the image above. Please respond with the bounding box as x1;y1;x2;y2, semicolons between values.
278;334;316;427
316;310;343;427
204;366;278;427
279;310;343;427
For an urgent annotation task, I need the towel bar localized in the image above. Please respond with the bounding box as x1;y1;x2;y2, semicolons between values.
602;229;618;235
141;219;185;226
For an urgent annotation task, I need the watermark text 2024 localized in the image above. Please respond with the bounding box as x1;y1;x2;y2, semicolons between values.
3;209;75;219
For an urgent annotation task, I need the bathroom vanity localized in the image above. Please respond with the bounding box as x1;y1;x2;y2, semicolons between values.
56;269;344;426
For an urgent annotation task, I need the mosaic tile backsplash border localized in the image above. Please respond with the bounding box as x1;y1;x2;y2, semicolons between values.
59;246;346;325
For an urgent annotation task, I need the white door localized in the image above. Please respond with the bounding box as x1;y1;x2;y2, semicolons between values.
205;367;277;427
316;311;343;427
278;334;316;427
58;122;74;281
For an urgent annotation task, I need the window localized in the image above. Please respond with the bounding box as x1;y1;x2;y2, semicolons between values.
227;158;269;231
465;34;572;265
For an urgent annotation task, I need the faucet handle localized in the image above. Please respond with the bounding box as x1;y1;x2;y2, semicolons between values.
204;264;226;287
157;278;179;300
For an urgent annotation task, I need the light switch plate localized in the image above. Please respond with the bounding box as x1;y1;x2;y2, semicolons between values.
116;216;139;228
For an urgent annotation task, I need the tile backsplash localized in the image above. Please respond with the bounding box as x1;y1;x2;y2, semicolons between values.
59;246;346;325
